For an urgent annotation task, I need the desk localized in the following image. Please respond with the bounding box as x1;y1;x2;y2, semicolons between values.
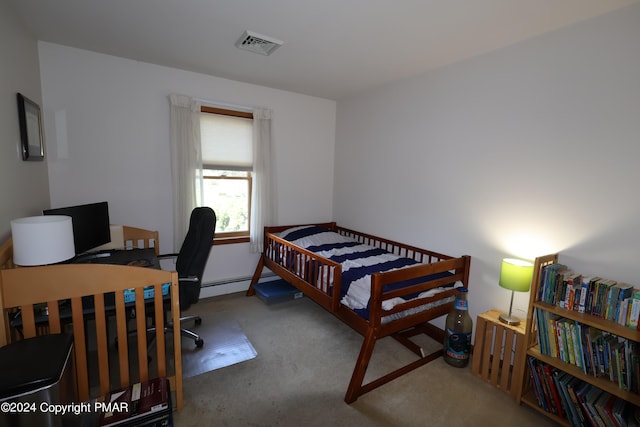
72;248;159;268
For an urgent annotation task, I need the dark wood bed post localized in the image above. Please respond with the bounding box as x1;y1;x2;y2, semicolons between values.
245;255;264;296
345;328;377;403
245;228;270;296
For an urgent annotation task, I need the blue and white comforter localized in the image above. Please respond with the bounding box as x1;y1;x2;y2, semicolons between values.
277;226;457;312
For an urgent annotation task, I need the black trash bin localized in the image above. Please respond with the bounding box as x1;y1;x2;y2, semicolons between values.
0;333;76;427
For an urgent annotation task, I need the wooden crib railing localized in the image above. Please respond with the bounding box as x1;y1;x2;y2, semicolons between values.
0;263;183;409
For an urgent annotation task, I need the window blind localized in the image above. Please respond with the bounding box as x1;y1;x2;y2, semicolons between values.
200;112;253;170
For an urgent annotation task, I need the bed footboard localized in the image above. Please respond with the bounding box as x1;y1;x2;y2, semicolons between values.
343;254;471;403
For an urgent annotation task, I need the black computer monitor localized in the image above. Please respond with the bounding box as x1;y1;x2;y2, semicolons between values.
43;201;111;254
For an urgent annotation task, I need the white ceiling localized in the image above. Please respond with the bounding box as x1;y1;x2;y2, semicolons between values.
7;0;639;100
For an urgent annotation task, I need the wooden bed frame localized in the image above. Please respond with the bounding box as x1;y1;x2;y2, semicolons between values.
247;222;471;403
0;234;183;410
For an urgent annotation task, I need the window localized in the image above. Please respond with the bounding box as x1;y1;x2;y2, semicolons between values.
200;106;253;241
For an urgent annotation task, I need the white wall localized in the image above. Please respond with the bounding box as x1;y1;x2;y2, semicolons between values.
334;4;640;325
38;43;336;289
0;0;50;240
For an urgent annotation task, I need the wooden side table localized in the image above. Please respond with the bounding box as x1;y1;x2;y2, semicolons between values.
471;309;527;399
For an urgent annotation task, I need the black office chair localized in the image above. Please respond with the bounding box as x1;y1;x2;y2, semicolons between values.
157;207;216;347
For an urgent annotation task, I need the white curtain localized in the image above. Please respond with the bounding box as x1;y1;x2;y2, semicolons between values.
250;108;275;253
169;94;202;251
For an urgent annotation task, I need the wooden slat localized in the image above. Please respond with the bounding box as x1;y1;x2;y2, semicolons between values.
114;290;130;388
170;280;183;409
93;293;111;396
489;326;503;385
0;259;183;410
47;300;61;334
511;328;527;398
71;296;89;402
500;328;516;392
21;304;36;338
135;288;148;382
481;319;495;380
154;284;167;377
471;315;487;376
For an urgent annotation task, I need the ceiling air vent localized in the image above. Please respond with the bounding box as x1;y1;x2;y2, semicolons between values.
235;30;283;56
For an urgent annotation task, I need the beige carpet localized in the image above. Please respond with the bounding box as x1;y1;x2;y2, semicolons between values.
173;292;557;427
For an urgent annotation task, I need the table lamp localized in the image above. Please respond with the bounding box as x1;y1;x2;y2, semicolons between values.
11;215;75;266
498;258;534;326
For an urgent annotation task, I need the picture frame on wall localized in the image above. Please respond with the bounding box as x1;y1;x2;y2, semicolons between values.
17;93;45;161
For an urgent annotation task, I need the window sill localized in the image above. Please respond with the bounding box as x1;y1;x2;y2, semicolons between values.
213;236;250;246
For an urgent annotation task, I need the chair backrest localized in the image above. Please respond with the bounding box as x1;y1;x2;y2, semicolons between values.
176;207;216;310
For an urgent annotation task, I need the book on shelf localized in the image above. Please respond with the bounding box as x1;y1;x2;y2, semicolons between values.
525;357;640;426
578;276;594;314
555;268;573;307
543;363;565;417
553;370;578;425
535;308;549;356
536;311;640;394
535;308;565;358
565;376;587;426
570;322;585;370
561;273;582;310
603;334;617;383
593;392;615;427
618;298;631;327
584;385;605;427
629;290;640;330
629;341;640;394
557;319;570;364
565;320;578;366
539;263;567;304
579;324;593;376
588;277;607;318
537;263;640;331
574;381;597;427
610;283;633;322
583;325;601;378
585;276;602;314
527;357;551;412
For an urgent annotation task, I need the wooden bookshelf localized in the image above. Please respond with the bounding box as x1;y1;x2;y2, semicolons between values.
517;253;640;426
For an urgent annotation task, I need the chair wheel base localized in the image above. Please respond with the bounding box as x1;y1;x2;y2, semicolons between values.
195;338;204;348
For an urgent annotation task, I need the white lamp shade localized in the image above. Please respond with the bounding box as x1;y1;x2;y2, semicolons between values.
499;258;534;292
11;215;75;266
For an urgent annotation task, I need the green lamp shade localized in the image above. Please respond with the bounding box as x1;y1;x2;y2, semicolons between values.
499;258;534;292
